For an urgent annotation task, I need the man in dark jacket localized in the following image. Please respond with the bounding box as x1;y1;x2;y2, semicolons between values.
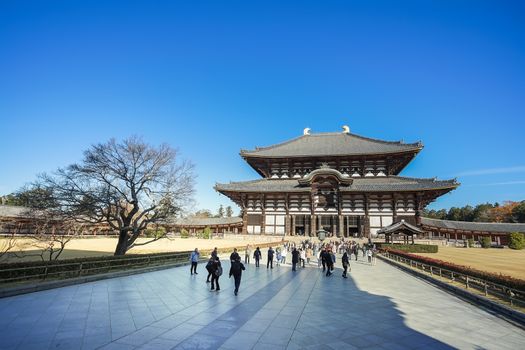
325;248;333;277
229;258;246;295
230;248;240;263
267;247;275;269
291;248;300;271
342;251;350;278
320;248;327;272
205;256;214;283
254;247;261;267
210;257;222;291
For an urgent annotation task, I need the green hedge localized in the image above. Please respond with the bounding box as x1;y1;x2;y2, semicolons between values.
377;243;438;253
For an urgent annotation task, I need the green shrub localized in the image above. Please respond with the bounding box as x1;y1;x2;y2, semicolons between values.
180;229;189;239
144;227;166;238
508;232;525;250
378;243;438;253
467;238;474;248
481;237;492;249
199;227;211;239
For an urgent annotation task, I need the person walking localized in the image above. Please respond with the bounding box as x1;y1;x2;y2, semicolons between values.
211;247;218;259
276;248;282;266
367;248;373;264
205;256;214;283
342;250;350;278
230;248;240;263
353;243;359;261
254;247;261;267
320;248;327;272
267;247;275;269
281;246;287;264
291;248;300;271
210;257;222;291
190;248;200;275
229;257;246;296
300;248;306;268
245;245;252;264
325;248;334;277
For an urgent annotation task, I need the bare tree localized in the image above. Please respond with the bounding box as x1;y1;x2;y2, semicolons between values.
26;137;195;255
28;220;83;261
0;233;18;262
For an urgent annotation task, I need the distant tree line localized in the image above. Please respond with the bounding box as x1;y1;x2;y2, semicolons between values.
424;200;525;223
192;205;237;219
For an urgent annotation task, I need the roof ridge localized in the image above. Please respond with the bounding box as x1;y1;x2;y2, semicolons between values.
346;132;422;147
387;176;457;183
241;134;308;154
240;130;423;156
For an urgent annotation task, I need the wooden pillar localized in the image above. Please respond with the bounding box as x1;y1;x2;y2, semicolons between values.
260;194;266;235
285;193;290;236
392;195;398;224
241;195;248;234
363;194;370;239
338;215;344;237
415;193;423;226
311;214;317;236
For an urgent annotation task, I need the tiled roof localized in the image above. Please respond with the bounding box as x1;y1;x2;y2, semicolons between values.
0;205;31;218
240;131;422;158
377;220;424;235
215;176;458;193
168;217;243;226
420;217;525;233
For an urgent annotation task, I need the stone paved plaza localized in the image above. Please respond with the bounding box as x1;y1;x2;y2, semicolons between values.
0;255;524;350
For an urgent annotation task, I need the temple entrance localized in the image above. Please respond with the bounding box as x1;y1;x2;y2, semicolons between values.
319;215;338;237
344;216;362;238
293;215;310;236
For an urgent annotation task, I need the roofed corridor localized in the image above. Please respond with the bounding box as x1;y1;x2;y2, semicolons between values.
0;256;523;350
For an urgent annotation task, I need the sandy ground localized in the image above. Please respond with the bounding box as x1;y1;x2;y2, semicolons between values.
0;236;286;262
414;245;525;280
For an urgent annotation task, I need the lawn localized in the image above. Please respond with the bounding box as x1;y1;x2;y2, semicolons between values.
0;236;285;263
414;246;525;280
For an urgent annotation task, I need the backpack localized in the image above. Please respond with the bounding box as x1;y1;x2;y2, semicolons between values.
215;265;223;277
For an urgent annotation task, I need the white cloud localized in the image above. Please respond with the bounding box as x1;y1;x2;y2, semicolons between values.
456;166;525;177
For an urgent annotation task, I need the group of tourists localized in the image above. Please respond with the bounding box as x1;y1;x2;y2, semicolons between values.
188;238;379;295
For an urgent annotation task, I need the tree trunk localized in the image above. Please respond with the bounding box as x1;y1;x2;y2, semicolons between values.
114;230;129;255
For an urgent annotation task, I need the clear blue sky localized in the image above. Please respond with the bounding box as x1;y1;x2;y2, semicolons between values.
1;0;524;215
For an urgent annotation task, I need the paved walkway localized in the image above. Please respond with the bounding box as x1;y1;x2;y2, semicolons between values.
0;255;524;350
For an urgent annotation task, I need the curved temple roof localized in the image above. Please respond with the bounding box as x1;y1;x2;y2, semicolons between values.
215;176;458;193
240;131;423;158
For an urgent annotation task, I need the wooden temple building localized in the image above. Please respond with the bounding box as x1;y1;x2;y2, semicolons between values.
215;126;459;238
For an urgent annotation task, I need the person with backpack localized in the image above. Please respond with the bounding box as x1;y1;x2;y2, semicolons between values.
342;250;350;278
229;257;246;295
267;246;275;269
190;248;200;275
205;256;214;283
210;256;222;291
254;247;261;267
